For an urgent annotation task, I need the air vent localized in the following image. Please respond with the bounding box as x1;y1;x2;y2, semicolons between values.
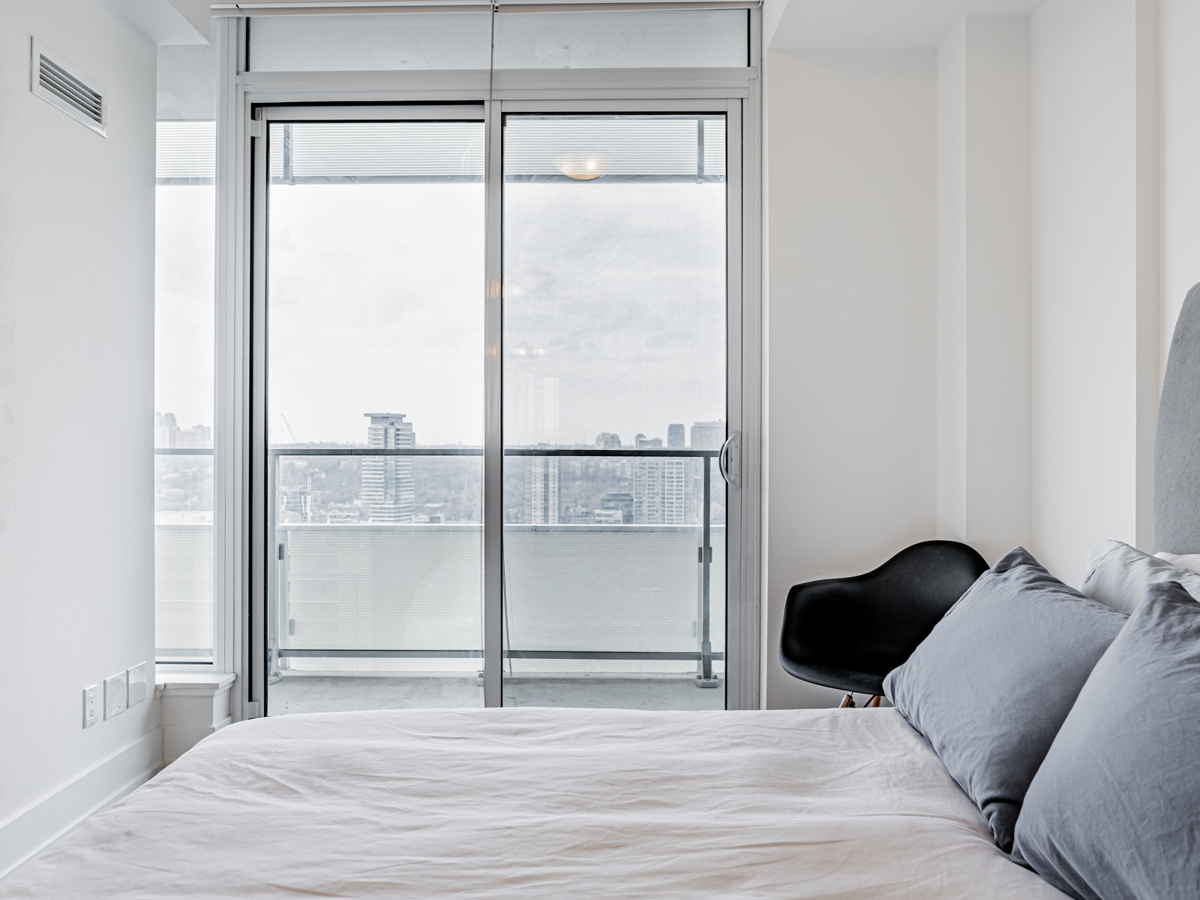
30;39;106;137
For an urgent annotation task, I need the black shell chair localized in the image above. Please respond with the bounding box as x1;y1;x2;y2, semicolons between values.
780;540;988;706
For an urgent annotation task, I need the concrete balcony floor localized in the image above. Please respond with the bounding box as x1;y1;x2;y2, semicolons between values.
267;673;725;715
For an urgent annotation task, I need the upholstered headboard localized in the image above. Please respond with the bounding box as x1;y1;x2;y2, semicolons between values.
1154;282;1200;554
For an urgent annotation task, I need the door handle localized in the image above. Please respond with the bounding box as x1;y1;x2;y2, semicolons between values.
718;431;741;490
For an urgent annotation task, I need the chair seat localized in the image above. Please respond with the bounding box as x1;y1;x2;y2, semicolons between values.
781;661;888;697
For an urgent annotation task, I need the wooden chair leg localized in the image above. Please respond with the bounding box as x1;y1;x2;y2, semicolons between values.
839;694;855;708
867;695;882;708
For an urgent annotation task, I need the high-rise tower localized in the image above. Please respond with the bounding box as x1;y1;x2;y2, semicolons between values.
525;446;559;524
361;413;416;522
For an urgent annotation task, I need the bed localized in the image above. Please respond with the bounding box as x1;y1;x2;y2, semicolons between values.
0;706;1066;899
10;293;1200;900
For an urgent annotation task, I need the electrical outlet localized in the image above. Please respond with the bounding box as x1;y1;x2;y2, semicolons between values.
104;671;127;719
83;685;99;728
126;662;147;707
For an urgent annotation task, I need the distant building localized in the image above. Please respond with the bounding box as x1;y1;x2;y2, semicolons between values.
690;420;725;521
601;491;634;524
566;506;593;525
362;413;415;522
633;429;693;525
525;448;559;524
634;435;665;524
156;412;213;450
154;412;177;449
592;508;624;526
279;470;313;523
280;483;312;522
690;420;725;451
177;424;212;449
595;432;621;449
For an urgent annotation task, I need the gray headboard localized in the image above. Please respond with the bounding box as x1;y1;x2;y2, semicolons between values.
1154;282;1200;554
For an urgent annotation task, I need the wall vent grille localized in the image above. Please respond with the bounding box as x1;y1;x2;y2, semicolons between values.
30;40;106;137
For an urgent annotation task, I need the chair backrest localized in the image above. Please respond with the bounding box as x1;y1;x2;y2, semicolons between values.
780;540;988;695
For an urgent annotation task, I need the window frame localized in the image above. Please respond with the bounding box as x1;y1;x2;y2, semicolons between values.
214;12;763;719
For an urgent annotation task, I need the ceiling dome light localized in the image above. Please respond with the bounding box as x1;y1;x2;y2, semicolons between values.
552;152;612;180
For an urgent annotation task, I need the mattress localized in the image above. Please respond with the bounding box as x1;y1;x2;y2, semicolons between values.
0;707;1067;899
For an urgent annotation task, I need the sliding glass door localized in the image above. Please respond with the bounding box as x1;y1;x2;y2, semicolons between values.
261;111;486;713
255;103;739;714
501;114;728;708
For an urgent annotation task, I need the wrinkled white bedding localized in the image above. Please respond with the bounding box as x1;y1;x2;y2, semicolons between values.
0;707;1066;899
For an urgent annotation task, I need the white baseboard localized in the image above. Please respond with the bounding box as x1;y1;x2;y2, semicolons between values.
0;728;164;881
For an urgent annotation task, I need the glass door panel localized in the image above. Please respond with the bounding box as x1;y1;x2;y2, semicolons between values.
501;114;728;709
264;118;486;714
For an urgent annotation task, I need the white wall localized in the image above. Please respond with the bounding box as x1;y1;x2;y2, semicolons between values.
936;17;1032;564
762;0;1200;707
1159;0;1200;379
765;50;938;708
1029;0;1159;582
0;0;160;875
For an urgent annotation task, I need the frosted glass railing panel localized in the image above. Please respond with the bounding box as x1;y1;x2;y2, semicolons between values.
155;456;214;662
502;526;725;676
275;523;722;676
249;10;748;72
280;525;484;667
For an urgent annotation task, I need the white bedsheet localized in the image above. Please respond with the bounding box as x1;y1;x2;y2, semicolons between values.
1;707;1066;899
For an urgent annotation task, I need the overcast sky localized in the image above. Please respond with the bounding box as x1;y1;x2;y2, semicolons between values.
155;185;215;431
155;178;726;448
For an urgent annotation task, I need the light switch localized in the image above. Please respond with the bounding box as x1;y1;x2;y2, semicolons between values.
126;662;147;707
83;685;99;728
104;671;127;719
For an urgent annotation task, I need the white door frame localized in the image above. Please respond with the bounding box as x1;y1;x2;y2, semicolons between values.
214;13;763;715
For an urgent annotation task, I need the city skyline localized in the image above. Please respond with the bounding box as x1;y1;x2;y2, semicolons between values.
157;406;725;528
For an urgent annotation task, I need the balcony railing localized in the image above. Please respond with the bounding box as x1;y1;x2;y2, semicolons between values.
155;446;727;683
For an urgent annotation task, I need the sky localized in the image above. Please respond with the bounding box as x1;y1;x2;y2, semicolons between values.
155;185;215;431
155;159;727;449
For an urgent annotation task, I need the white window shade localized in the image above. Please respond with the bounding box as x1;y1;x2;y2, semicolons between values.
265;117;723;184
268;122;485;183
505;115;726;182
157;121;216;184
249;9;748;72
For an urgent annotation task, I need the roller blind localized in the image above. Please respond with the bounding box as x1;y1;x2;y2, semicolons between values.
264;117;725;184
248;9;749;71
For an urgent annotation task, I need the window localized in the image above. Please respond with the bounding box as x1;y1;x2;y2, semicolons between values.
223;5;761;712
155;26;217;664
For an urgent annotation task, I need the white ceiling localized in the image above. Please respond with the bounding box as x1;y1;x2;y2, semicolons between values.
767;0;1044;51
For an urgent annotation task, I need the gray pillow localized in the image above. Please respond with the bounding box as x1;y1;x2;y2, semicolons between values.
1080;539;1200;614
1012;580;1200;900
883;547;1127;852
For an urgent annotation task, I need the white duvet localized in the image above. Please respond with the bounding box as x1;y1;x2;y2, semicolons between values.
1;707;1066;899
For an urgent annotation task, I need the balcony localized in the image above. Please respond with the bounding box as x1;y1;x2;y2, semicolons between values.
155;447;728;711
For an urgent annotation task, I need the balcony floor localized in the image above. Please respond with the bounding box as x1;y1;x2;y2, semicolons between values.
267;674;725;715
